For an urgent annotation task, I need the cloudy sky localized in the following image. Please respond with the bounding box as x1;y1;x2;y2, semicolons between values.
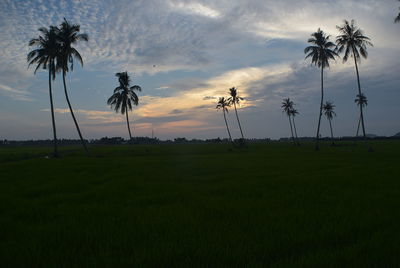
0;0;399;140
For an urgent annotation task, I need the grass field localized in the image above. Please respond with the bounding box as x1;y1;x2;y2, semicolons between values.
0;141;399;267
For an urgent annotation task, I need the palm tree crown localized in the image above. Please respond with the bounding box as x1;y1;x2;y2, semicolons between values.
227;87;243;105
216;97;230;112
323;101;336;120
304;28;338;68
27;26;60;79
56;18;88;72
336;20;373;63
108;72;141;114
355;93;368;107
396;1;400;23
281;98;294;116
289;108;299;117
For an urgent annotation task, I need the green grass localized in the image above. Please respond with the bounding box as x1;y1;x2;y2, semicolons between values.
0;141;399;267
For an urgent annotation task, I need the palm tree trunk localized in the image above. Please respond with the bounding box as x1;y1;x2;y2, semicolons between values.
48;67;58;157
292;116;300;146
233;102;245;140
223;109;233;143
352;47;367;141
315;67;324;150
355;115;361;137
328;118;334;146
126;110;132;140
62;71;89;155
288;115;295;145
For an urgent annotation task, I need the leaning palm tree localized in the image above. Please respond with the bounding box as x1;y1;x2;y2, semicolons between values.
323;101;336;145
290;108;300;146
216;97;233;143
107;72;141;140
336;20;373;142
304;28;338;150
227;87;245;141
281;98;296;145
28;26;60;157
56;18;89;154
355;93;368;137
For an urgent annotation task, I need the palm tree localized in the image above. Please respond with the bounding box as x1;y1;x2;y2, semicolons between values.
323;101;336;145
56;18;89;154
395;1;400;23
304;28;337;150
281;98;296;145
107;72;141;140
336;20;373;142
355;93;368;137
28;26;60;157
227;87;245;141
216;97;233;143
290;108;300;146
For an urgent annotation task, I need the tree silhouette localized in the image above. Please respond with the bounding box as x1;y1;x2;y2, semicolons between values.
396;1;400;23
290;108;300;146
323;101;336;145
336;20;373;143
57;18;89;154
304;28;337;150
107;72;141;140
227;87;245;141
355;93;368;138
28;26;60;157
281;98;296;145
216;97;233;143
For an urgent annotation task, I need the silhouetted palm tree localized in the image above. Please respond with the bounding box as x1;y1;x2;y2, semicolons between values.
290;108;300;145
227;87;245;141
304;28;337;150
216;97;233;143
281;98;295;145
355;93;368;137
57;18;89;154
28;26;60;157
323;101;336;145
336;20;373;142
395;1;400;23
107;72;141;140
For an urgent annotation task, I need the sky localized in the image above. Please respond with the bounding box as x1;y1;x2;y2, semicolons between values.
0;0;399;140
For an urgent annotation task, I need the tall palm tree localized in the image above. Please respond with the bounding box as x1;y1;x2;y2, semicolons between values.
355;93;368;137
107;72;141;140
323;101;336;145
290;108;300;146
227;87;245;141
216;97;233;143
336;20;373;142
281;98;296;145
57;18;89;154
304;28;337;150
28;26;60;157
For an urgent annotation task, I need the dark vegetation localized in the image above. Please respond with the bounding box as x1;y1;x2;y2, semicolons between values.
1;141;399;267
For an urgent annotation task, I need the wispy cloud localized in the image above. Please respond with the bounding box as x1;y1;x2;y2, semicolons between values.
0;83;33;101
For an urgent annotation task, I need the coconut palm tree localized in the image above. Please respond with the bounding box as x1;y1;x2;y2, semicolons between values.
227;87;245;141
28;26;60;157
355;93;368;137
304;28;338;150
290;108;300;146
336;20;373;142
216;97;233;143
323;101;336;145
107;72;141;140
56;18;89;154
281;98;296;145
